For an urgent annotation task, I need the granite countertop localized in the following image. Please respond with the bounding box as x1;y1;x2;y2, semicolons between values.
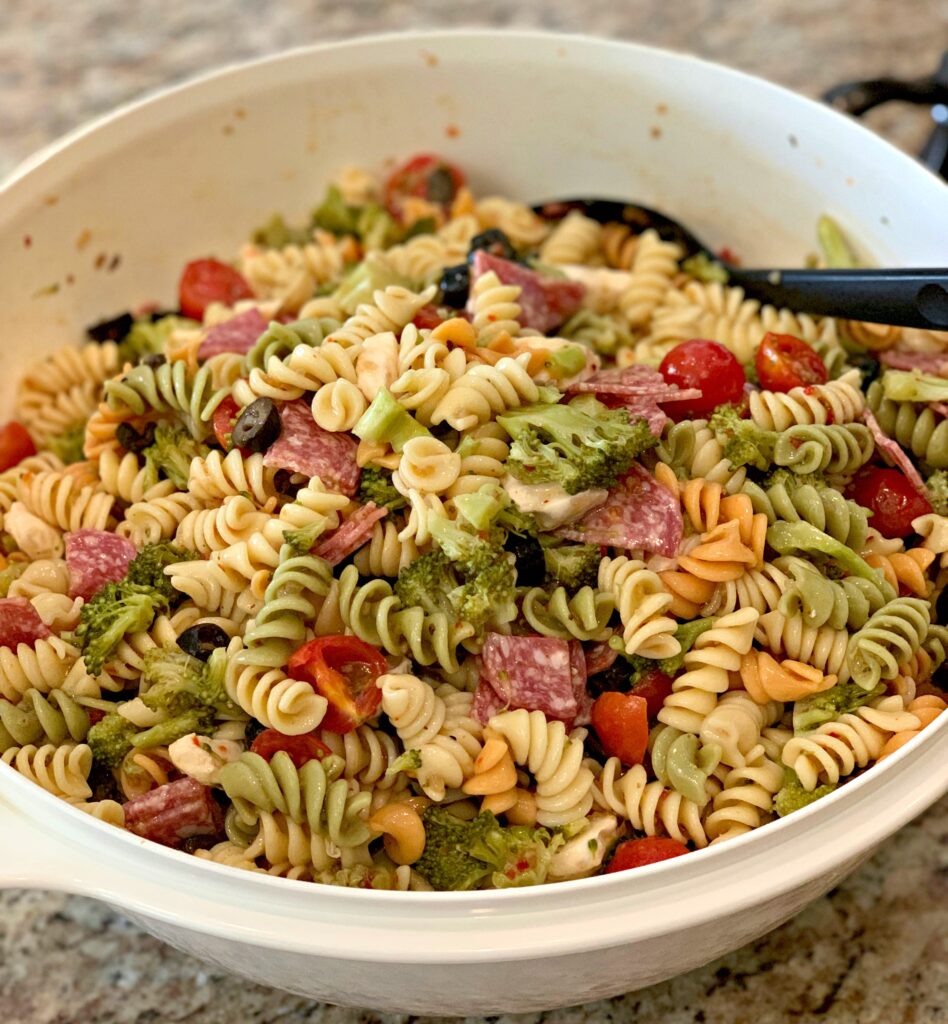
1;2;947;1021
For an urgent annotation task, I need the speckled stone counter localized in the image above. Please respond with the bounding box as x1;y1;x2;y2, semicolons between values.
1;2;947;1021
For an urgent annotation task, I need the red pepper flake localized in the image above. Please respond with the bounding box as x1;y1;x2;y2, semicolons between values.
22;235;32;248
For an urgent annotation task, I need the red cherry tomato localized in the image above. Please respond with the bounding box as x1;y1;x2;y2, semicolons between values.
287;635;388;734
591;692;649;767
178;259;252;321
849;467;932;539
631;669;675;720
211;396;242;451
250;729;332;768
411;304;446;330
384;154;466;221
0;422;36;473
659;339;746;420
755;332;828;393
605;837;690;873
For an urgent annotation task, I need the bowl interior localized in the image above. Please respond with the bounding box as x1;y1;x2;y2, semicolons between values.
2;31;947;412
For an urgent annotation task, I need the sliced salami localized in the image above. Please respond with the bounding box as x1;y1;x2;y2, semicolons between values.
66;529;137;602
123;777;224;849
0;597;52;649
313;503;388;566
880;350;948;376
197;308;268;359
568;365;701;437
480;633;578;722
569;640;593;727
863;409;930;497
470;251;585;333
263;399;360;495
931;401;948;419
556;461;683;556
472;676;508;726
584;637;620;677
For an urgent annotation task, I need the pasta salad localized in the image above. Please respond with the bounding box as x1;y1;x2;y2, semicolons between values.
1;154;946;891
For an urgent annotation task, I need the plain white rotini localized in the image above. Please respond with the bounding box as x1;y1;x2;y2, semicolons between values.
393;436;462;495
539;211;603;266
234;340;359;406
352;520;420;577
310;379;367;432
592;759;709;847
117;491;205;546
747;370;866;431
657;608;760;734
468;270;522;343
619;229;683;327
97;449;176;503
2;742;92;799
430;353;541;431
187;450;280;507
324;284;437;349
174;495;272;555
782;696;921;790
755;610;852;683
0;637;80;702
486;709;594;828
598;556;680;658
17;470;114;532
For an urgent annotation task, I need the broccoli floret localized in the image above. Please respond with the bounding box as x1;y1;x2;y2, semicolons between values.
74;582;168;675
428;515;498;575
356;466;406;511
126;541;195;605
413;807;561;891
140;647;237;718
118;315;198;366
143;422;208;489
709;404;776;471
47;424;87;464
356;204;402;253
451;559;517;631
397;520;517;631
312;185;359;236
760;467;827;492
543;544;601;590
927;470;948;517
775;768;837;817
394;550;458;616
282;521;323;557
498;397;658;495
87;713;138;769
389;748;423;774
353;388;431;452
793;680;885;733
251;213;312;249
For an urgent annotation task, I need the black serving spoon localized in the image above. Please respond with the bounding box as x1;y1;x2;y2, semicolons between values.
532;199;948;330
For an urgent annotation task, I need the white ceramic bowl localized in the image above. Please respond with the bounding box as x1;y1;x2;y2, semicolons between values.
1;30;946;1016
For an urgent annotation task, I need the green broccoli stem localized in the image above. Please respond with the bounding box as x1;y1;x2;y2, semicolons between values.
353;388;431;452
817;215;861;269
882;370;948;404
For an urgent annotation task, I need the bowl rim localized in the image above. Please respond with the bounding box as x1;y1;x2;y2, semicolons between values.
1;28;946;951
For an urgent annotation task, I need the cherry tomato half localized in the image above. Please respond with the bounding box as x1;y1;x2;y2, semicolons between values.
212;396;242;451
178;258;253;321
849;467;932;539
605;837;690;873
659;339;745;420
384;154;466;221
755;332;828;393
250;729;332;768
591;692;649;767
411;304;446;330
287;635;388;734
0;422;36;473
631;668;675;720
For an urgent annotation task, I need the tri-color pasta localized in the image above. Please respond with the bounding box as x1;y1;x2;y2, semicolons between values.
1;154;945;891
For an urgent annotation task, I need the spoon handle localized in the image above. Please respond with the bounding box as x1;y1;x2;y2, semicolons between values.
731;268;948;330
